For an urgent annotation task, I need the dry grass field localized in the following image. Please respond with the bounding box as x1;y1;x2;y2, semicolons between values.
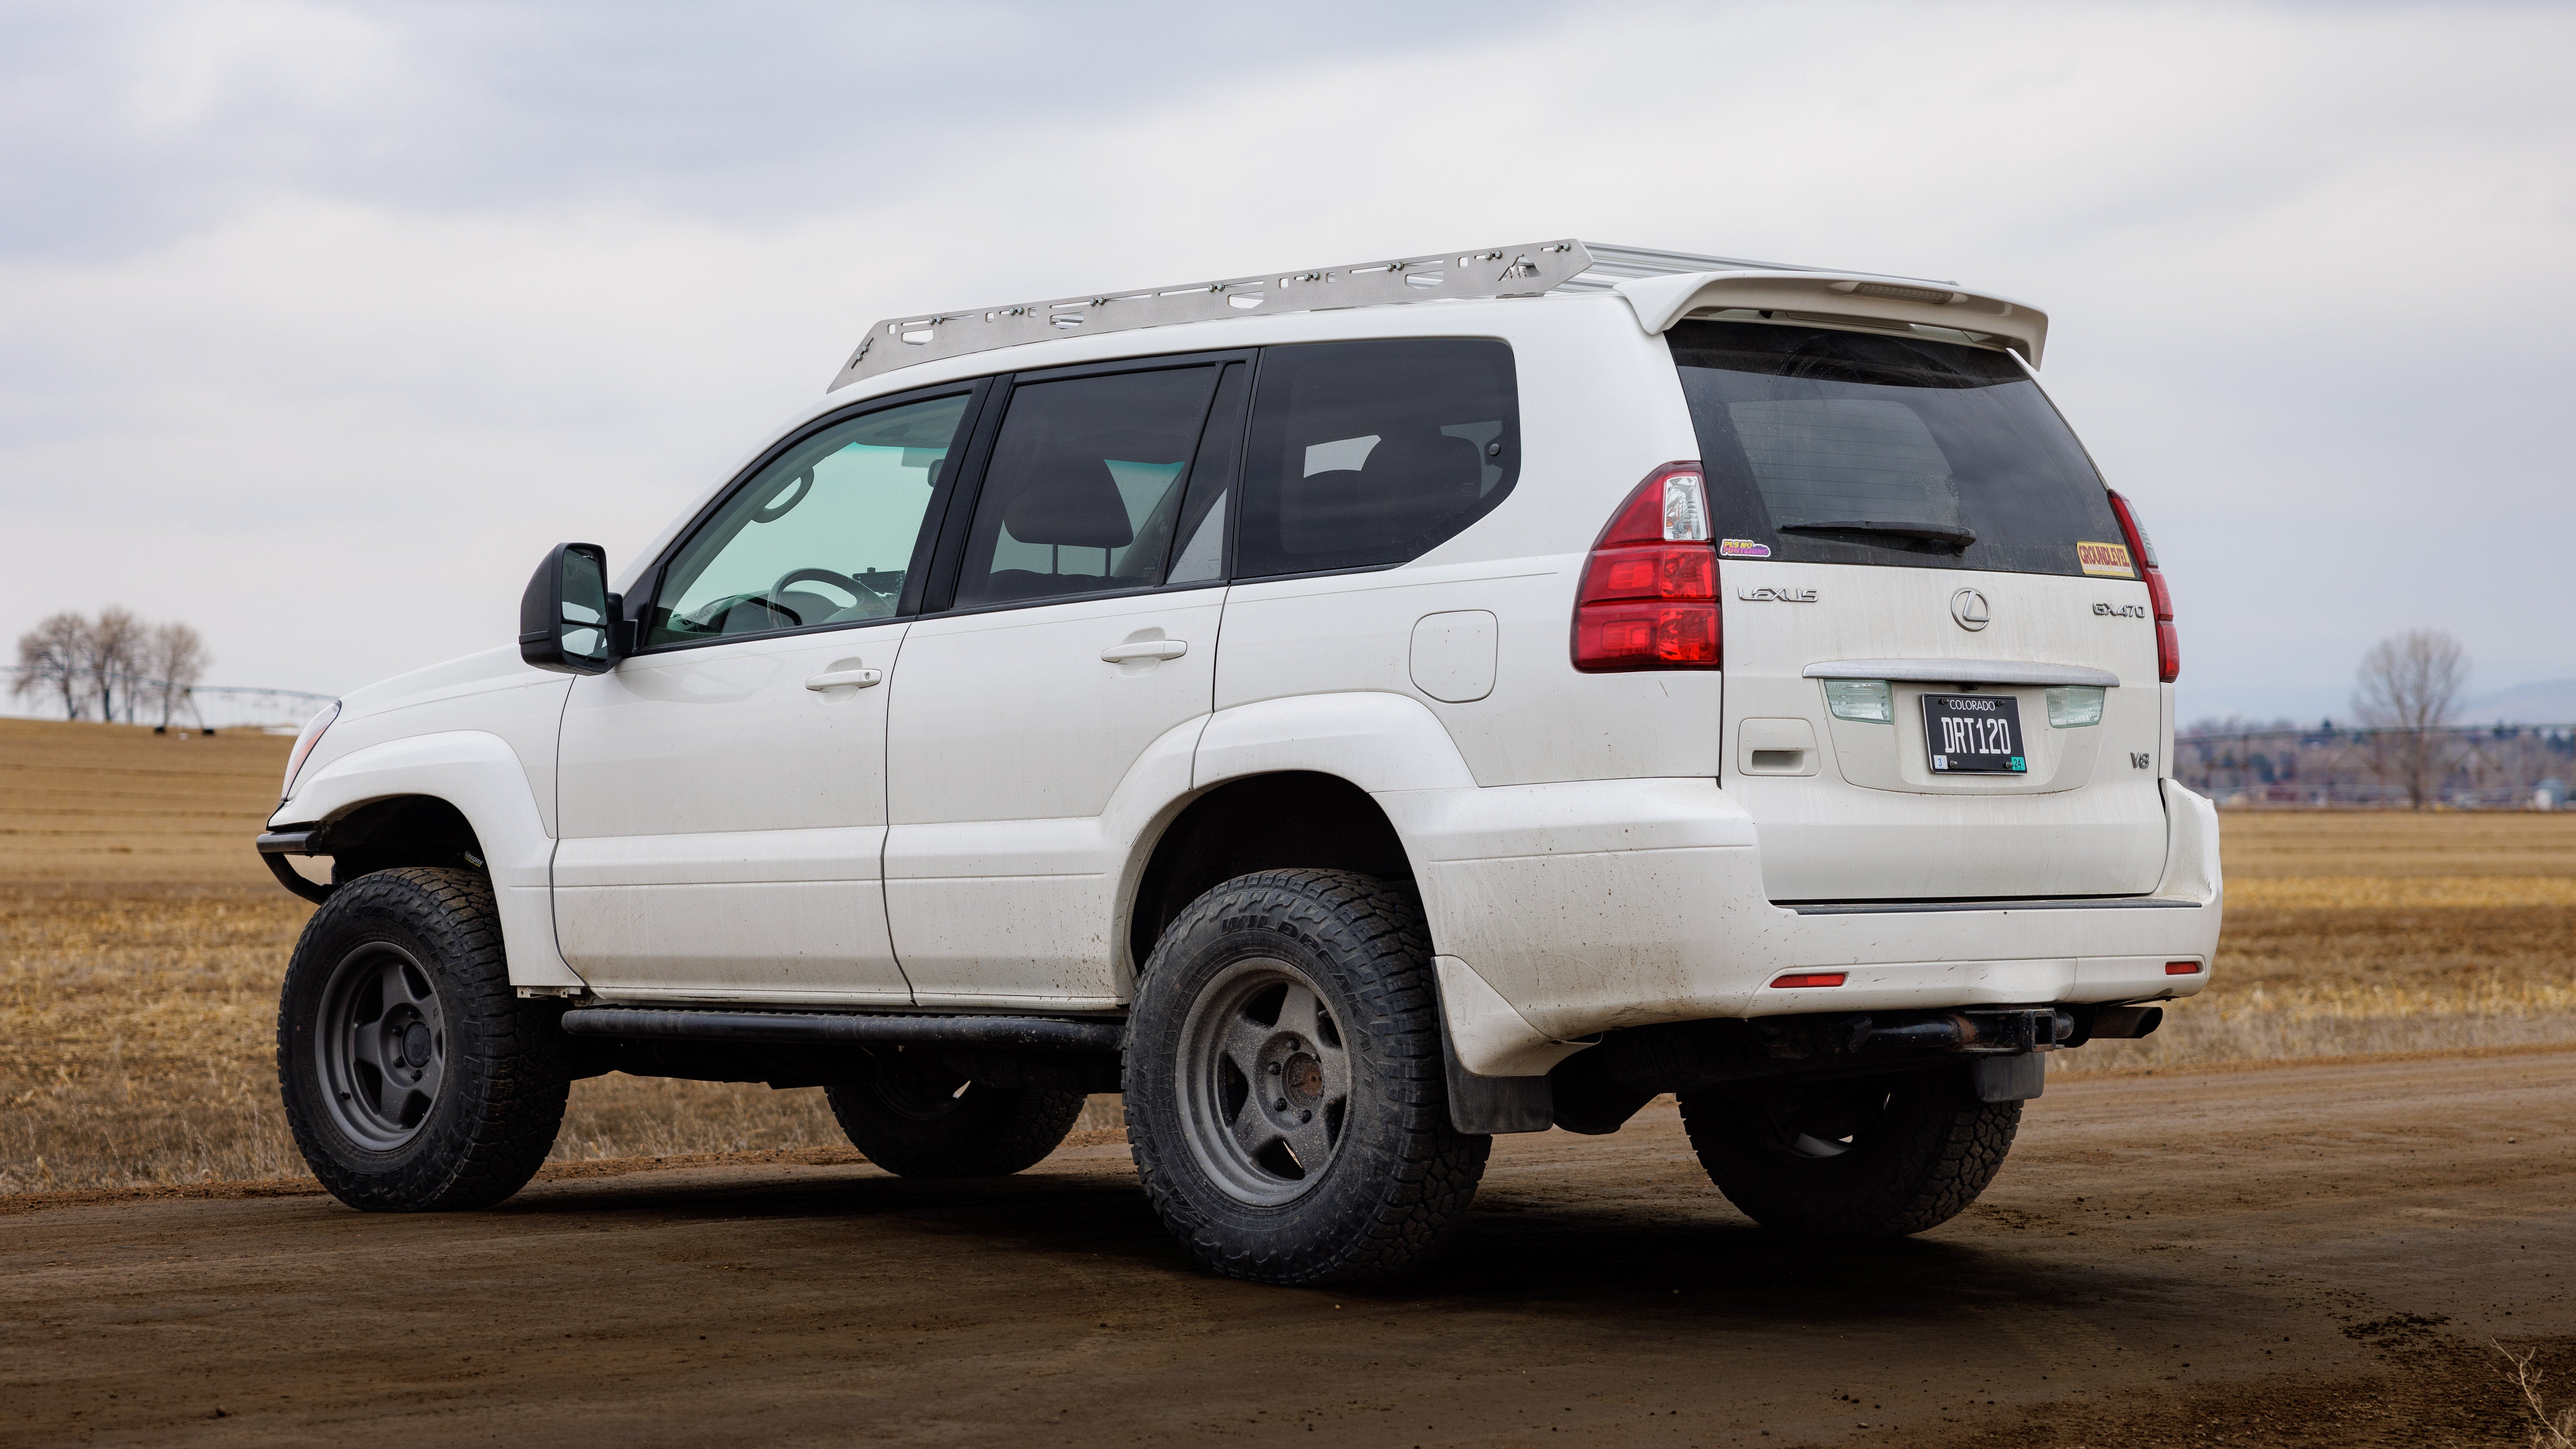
0;718;852;1193
2057;810;2576;1073
4;715;2572;1191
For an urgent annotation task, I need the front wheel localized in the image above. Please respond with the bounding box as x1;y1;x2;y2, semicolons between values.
1124;869;1489;1286
276;867;570;1211
1680;1067;2020;1237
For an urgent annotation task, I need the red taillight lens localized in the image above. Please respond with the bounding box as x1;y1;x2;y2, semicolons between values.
1575;601;1721;666
2106;490;2178;683
1582;544;1715;602
1573;462;1719;673
1771;972;1848;989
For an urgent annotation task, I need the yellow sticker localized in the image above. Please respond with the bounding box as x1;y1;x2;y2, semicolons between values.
2077;540;2135;578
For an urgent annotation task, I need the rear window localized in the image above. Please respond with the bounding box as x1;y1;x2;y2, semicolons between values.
1669;320;2128;578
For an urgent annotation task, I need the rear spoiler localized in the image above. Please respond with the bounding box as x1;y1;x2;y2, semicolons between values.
1612;269;2049;365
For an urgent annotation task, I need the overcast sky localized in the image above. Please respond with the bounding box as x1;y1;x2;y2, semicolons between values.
4;0;2571;725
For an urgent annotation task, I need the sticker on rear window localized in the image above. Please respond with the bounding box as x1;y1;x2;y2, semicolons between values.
2076;541;2134;578
1719;538;1771;559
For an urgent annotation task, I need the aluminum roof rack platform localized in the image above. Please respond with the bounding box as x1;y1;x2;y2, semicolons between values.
829;239;2007;390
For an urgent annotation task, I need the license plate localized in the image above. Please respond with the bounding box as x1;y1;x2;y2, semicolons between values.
1922;694;2027;774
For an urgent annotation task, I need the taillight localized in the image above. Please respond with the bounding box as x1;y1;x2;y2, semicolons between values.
2106;490;2178;683
282;700;341;801
1572;461;1720;672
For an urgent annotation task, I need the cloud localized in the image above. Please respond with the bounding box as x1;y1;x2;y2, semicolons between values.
3;0;2570;719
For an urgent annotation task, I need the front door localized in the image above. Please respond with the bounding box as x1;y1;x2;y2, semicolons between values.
884;357;1245;1009
553;388;978;1003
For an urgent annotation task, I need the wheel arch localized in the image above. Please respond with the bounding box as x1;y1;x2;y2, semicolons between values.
269;730;581;988
1126;771;1415;975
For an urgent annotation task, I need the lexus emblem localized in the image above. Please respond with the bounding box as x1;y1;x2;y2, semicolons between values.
1950;588;1991;631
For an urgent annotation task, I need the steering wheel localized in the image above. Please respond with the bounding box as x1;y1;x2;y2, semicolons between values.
771;567;866;609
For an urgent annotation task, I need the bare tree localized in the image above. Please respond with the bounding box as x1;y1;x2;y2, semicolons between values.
142;621;211;729
13;612;92;719
81;607;145;724
2353;628;2470;809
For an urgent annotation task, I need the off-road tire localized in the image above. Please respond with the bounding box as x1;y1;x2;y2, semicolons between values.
277;867;570;1211
1680;1067;2019;1236
1124;868;1489;1286
823;1055;1085;1178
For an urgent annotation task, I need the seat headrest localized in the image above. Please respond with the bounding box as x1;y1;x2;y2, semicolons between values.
1002;457;1135;549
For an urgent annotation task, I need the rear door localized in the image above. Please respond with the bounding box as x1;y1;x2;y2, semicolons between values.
1671;319;2165;901
881;355;1244;1008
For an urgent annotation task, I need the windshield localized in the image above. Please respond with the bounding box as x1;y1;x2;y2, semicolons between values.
1668;320;2130;578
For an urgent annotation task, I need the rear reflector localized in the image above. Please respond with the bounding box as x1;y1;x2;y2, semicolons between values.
1572;462;1720;672
2165;961;2202;975
1770;972;1848;989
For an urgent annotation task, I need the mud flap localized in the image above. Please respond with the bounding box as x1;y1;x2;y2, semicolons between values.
1970;1054;2045;1103
1437;1018;1555;1134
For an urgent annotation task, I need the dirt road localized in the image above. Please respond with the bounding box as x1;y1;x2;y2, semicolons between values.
8;1052;2574;1448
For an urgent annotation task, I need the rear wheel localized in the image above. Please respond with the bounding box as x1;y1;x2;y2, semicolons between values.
823;1052;1084;1178
277;867;569;1211
1680;1067;2019;1236
1125;869;1488;1285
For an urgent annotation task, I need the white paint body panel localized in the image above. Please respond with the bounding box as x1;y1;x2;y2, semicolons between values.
271;646;575;987
552;623;911;1004
1720;559;2168;901
274;729;578;988
884;591;1221;1007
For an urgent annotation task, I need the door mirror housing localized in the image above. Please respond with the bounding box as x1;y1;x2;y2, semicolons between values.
520;543;622;675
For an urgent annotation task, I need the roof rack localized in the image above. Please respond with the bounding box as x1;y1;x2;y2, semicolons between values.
826;239;1989;390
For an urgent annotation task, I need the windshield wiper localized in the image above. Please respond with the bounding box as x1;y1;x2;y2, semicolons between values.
1778;520;1977;552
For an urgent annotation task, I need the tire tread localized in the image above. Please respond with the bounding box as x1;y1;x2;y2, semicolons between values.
1126;868;1488;1285
276;867;567;1211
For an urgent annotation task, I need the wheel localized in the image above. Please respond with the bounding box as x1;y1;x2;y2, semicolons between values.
823;1051;1084;1178
1124;868;1489;1286
276;867;569;1211
1679;1067;2020;1237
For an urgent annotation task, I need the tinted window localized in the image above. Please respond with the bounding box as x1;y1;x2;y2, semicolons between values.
1669;320;2125;577
1236;339;1519;578
952;366;1220;609
646;393;968;647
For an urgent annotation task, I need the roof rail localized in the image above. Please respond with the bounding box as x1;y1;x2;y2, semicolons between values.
826;239;1985;390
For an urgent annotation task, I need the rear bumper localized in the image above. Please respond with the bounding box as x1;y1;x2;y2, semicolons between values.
1384;776;2222;1072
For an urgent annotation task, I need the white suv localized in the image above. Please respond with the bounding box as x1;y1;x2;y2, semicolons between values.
259;240;2219;1284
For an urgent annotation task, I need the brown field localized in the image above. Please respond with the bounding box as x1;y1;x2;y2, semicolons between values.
0;719;852;1193
4;716;2573;1191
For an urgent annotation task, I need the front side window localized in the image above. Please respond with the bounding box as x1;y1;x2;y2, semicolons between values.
951;365;1221;609
1236;339;1520;579
1669;320;2124;576
646;393;970;647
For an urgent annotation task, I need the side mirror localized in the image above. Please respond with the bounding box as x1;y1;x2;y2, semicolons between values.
519;543;621;675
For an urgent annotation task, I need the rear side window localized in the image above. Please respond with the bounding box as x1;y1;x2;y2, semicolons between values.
1669;320;2127;578
952;365;1222;609
1236;339;1519;578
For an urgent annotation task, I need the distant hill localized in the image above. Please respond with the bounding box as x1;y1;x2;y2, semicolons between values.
2460;679;2576;726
